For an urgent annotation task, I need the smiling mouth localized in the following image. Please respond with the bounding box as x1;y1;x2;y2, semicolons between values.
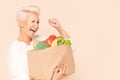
30;29;36;33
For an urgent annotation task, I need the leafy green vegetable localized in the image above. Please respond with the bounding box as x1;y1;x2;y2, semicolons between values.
34;41;49;50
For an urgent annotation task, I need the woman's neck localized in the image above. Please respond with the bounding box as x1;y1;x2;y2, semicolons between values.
18;34;32;45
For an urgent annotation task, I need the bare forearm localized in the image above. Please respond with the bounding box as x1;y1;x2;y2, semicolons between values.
56;25;70;39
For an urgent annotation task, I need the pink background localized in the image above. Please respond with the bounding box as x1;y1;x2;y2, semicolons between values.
0;0;120;80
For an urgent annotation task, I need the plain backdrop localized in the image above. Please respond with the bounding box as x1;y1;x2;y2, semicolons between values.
0;0;120;80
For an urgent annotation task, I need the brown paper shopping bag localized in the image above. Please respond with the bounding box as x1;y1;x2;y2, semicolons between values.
27;45;75;80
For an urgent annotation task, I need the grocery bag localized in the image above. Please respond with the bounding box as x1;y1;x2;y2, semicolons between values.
27;45;75;80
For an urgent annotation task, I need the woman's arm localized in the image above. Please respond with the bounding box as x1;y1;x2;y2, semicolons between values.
48;19;70;39
8;43;30;80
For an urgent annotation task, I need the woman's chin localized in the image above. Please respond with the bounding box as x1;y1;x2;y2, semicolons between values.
30;31;36;37
28;34;35;39
27;32;36;39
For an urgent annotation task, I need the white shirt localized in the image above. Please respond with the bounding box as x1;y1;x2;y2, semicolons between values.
8;35;47;80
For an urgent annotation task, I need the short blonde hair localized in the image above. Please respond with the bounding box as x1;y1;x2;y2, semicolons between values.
16;5;40;21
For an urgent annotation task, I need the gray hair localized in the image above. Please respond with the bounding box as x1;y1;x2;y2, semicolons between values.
16;5;40;21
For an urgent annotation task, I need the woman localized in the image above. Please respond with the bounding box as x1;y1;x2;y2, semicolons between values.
8;5;70;80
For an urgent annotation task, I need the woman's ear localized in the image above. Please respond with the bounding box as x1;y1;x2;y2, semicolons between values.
17;19;25;28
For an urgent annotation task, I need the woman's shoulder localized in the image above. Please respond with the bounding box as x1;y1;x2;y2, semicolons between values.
9;40;27;50
10;40;19;47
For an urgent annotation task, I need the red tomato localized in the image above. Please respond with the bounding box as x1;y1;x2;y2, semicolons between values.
49;35;57;41
45;35;57;46
45;39;51;46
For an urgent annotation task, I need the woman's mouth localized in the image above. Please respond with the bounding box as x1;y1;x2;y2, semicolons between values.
30;29;36;33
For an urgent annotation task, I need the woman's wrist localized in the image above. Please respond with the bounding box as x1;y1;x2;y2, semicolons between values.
56;25;62;31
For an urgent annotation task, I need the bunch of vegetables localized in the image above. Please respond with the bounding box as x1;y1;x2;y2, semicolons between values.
33;35;72;50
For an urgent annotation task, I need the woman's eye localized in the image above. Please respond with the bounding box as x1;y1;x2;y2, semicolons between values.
32;20;35;23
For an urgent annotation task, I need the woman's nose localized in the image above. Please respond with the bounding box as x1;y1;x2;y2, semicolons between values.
34;23;39;29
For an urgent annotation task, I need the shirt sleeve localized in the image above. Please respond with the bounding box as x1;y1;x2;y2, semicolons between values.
8;44;30;80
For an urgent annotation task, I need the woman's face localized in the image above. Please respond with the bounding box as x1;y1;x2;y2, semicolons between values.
21;12;39;38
